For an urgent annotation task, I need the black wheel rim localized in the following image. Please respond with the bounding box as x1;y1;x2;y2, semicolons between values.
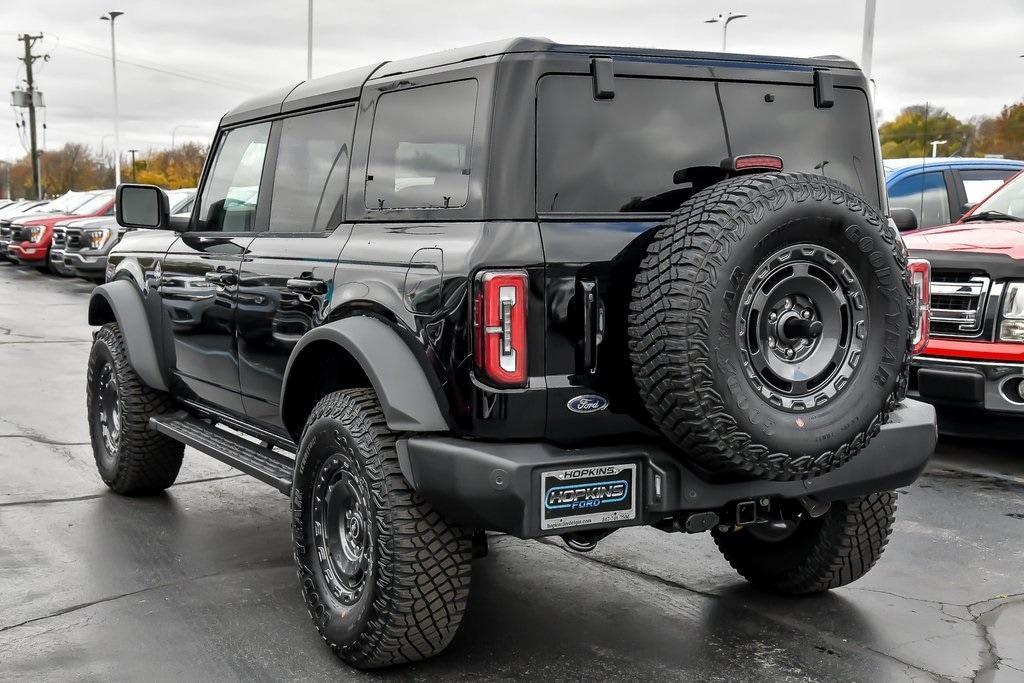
736;244;867;412
96;361;121;467
311;454;373;606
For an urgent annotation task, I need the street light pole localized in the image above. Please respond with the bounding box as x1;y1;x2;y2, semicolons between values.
861;0;877;79
930;140;948;158
705;12;748;52
306;0;313;80
100;11;124;187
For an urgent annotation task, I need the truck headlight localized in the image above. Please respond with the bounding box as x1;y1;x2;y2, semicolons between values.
28;226;46;243
85;228;113;250
1000;283;1024;342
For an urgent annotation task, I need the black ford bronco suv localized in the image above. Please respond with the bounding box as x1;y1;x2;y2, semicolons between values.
86;38;937;668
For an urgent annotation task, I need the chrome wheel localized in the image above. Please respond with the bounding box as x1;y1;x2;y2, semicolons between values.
311;453;373;605
737;244;868;411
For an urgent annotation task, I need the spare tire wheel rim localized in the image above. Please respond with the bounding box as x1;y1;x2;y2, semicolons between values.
736;244;867;412
312;455;373;606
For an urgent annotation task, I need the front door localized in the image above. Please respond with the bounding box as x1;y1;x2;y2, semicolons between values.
160;121;271;415
235;106;357;431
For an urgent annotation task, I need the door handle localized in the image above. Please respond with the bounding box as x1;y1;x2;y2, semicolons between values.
286;277;327;295
205;270;237;286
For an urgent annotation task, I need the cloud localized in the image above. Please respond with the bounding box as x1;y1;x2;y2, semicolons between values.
2;0;1021;163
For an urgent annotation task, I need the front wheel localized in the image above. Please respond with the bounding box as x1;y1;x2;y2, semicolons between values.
86;323;184;494
291;388;473;668
712;491;897;594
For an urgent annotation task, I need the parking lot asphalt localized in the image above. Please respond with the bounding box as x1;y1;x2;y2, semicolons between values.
0;262;1022;683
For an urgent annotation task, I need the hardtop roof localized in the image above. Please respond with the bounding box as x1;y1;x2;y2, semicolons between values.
221;37;861;126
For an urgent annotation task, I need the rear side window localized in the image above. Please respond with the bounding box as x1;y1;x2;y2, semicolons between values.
889;171;950;228
269;106;356;231
365;80;478;210
195;122;271;232
537;76;880;213
960;168;1016;206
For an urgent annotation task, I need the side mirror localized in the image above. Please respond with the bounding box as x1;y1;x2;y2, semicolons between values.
961;202;976;215
890;207;919;232
116;184;170;230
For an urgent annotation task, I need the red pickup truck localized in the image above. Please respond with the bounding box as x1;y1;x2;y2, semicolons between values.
6;190;115;271
904;169;1024;435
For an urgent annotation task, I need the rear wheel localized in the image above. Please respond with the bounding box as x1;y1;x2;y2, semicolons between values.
712;491;897;594
86;323;184;493
292;388;473;668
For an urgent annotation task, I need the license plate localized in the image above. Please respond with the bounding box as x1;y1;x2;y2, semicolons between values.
540;463;638;531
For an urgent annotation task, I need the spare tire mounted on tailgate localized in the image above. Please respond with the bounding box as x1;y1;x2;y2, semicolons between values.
629;172;912;481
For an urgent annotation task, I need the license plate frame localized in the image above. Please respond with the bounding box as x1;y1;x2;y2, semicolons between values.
539;462;638;531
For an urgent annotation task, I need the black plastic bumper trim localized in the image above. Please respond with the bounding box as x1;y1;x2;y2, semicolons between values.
402;399;937;538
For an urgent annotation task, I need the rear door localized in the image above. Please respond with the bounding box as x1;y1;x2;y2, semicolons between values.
160;121;270;414
236;105;357;430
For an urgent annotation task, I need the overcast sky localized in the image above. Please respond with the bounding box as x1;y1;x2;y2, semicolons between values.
2;0;1022;162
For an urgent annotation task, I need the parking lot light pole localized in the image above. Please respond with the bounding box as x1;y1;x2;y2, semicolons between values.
705;12;748;52
100;10;124;187
307;0;313;80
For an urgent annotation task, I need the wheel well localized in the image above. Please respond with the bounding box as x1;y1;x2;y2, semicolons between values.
87;293;116;326
281;340;373;441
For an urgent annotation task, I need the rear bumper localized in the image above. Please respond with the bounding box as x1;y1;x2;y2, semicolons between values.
399;399;937;538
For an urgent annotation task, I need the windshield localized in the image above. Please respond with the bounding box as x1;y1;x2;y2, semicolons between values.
537;76;880;213
70;191;114;216
44;192;91;214
969;172;1024;219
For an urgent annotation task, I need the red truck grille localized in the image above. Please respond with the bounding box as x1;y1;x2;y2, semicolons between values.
929;271;989;338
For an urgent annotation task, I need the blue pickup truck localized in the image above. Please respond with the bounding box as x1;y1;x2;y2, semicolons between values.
885;157;1024;231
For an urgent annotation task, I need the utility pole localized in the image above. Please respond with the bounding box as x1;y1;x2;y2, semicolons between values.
128;149;139;182
17;33;45;200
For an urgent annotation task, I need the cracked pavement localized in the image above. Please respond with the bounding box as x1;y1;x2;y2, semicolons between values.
1;264;1023;682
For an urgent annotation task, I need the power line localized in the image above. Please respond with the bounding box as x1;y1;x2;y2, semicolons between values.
54;38;258;93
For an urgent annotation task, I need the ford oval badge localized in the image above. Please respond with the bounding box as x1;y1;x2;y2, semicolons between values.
567;394;609;414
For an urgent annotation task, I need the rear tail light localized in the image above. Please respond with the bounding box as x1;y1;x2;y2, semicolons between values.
474;270;528;387
909;259;930;355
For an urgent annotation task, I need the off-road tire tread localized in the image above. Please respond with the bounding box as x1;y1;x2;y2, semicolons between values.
713;491;897;594
628;172;912;480
294;388;472;669
86;323;183;493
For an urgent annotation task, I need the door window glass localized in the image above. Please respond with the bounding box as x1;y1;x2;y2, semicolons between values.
270;106;356;231
888;171;950;228
195;122;271;232
365;80;478;210
961;168;1016;205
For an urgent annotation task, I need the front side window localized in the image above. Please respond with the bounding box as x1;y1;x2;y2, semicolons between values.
889;171;950;228
195;122;271;232
269;106;356;231
365;80;478;210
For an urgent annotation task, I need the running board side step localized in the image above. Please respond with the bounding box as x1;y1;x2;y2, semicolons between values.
149;414;294;495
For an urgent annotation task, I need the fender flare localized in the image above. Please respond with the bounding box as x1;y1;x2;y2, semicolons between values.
281;316;448;433
88;280;167;391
